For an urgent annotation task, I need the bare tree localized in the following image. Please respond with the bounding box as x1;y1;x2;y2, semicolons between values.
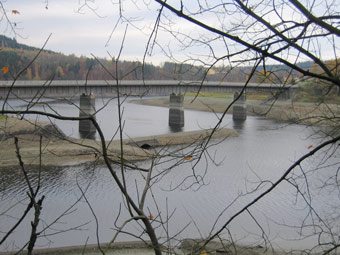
108;0;340;254
1;0;340;255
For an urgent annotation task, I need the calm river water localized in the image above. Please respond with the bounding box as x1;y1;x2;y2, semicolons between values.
0;98;339;252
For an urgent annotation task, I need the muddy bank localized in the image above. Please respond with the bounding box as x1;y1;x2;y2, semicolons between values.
131;96;340;126
0;239;292;255
0;117;237;168
0;241;155;255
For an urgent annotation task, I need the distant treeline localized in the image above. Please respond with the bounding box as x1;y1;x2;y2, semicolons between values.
0;35;311;83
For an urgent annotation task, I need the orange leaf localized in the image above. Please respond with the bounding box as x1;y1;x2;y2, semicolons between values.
148;214;154;220
184;155;192;161
308;145;313;149
12;10;20;14
2;67;9;74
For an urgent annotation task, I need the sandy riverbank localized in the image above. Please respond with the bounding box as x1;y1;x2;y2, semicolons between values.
0;116;237;168
0;239;293;255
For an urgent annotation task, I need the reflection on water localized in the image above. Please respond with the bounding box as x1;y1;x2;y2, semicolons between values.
232;119;246;131
79;130;96;139
0;98;339;252
169;126;184;132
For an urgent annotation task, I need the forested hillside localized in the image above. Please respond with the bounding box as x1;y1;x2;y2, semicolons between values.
0;35;308;82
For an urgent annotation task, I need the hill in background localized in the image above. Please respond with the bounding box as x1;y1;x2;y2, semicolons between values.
0;35;53;52
0;35;310;82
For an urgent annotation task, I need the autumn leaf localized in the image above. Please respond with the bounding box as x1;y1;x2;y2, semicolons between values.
184;155;192;161
200;250;207;255
308;145;313;149
2;67;9;74
12;10;20;14
148;214;154;220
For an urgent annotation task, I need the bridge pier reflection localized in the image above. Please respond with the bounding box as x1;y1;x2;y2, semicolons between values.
79;93;96;139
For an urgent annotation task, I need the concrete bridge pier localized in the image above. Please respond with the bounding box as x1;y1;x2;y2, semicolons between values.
79;93;96;138
232;92;247;121
168;93;184;131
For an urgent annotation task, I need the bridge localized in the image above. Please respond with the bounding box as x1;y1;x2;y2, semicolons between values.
0;80;298;134
0;80;297;99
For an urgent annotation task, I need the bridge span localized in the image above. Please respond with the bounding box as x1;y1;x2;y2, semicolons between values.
0;80;297;99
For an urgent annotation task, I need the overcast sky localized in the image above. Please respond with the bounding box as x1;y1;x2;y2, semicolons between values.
1;0;338;67
1;0;168;65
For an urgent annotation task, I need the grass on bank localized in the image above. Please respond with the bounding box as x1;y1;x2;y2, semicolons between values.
184;92;272;100
184;90;339;104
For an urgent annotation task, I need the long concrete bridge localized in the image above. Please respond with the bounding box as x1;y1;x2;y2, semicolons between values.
0;80;298;135
0;80;297;99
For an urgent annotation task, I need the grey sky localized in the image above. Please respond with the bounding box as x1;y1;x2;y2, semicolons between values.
1;0;166;64
1;0;339;67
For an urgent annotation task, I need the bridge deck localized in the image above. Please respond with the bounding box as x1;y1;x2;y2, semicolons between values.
0;80;297;88
0;80;297;99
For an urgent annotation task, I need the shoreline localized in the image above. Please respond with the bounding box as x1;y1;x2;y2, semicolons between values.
131;96;340;126
0;117;238;168
0;239;291;255
0;241;155;255
1;96;337;168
